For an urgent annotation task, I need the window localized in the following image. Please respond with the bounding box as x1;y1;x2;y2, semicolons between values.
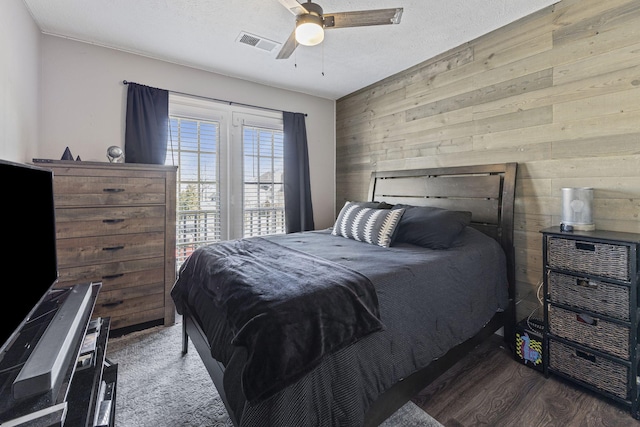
243;126;285;237
166;94;284;266
166;117;221;265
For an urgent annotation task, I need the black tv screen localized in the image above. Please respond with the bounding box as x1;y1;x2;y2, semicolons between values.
0;160;58;353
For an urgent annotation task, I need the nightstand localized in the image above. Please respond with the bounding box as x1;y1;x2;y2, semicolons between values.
541;227;640;419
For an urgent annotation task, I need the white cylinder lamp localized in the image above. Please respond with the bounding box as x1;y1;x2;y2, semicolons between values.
561;187;595;231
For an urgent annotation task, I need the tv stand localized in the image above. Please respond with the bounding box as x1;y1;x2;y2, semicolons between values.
0;283;118;426
65;317;117;427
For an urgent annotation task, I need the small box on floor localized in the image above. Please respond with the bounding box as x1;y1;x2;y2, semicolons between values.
514;318;544;372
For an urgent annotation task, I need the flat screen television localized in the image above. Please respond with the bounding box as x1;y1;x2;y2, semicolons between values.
0;160;97;423
0;159;59;353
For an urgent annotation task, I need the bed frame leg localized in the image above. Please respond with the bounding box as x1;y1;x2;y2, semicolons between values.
182;318;188;354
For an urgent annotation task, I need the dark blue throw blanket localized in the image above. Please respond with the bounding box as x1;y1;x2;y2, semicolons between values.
171;237;384;403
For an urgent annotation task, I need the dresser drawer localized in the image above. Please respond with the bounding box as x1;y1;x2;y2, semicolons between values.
53;176;166;207
96;282;165;309
548;271;630;321
547;236;630;281
57;232;165;268
548;305;629;360
56;206;165;238
549;339;629;400
93;287;165;330
55;257;165;289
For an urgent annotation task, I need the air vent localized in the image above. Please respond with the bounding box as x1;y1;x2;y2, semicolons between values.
236;32;280;53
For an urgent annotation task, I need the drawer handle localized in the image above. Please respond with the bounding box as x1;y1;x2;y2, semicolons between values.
102;245;125;251
102;273;124;280
576;313;598;326
101;300;124;308
575;242;595;252
575;350;596;363
103;188;125;193
103;219;125;224
576;278;597;289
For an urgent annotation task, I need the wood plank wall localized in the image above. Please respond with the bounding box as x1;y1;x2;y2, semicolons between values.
335;0;640;320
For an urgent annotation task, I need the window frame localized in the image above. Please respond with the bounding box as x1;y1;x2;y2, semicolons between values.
168;94;231;241
231;111;284;238
167;94;285;256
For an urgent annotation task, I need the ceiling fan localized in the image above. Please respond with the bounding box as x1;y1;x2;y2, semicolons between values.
276;0;403;59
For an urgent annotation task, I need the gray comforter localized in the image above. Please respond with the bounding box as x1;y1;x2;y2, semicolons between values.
176;227;508;426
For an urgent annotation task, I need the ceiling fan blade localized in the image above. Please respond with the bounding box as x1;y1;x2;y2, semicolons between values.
276;29;298;59
277;0;308;16
324;8;403;28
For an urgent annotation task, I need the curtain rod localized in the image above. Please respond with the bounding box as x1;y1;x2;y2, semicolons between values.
122;80;307;117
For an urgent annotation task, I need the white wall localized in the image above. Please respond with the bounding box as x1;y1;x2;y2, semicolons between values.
0;0;41;162
39;35;336;229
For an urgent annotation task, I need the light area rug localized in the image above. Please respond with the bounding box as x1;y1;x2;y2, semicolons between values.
107;323;443;427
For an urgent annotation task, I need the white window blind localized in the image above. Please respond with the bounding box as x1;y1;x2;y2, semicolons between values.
243;126;285;237
166;117;221;265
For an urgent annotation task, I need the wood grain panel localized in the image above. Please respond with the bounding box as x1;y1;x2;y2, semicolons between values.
374;175;501;199
551;133;640;158
552;1;640;47
514;214;552;233
55;205;165;238
93;283;166;329
54;176;166;206
474;6;556;59
475;110;640;150
45;164;173;178
336;46;474;120
553;41;640;86
56;232;165;268
474;63;640;121
336;0;640;320
55;257;165;290
519;155;640;179
374;142;550;172
553;86;640;121
406;69;553;121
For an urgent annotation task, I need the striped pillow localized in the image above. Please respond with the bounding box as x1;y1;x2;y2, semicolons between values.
332;202;405;248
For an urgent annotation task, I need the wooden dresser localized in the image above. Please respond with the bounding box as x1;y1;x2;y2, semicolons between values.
44;161;177;331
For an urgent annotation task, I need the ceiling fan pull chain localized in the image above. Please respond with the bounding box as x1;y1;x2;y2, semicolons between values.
322;42;325;76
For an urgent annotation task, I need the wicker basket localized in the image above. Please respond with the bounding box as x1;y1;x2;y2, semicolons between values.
548;271;630;321
549;339;629;399
547;237;630;281
548;305;629;360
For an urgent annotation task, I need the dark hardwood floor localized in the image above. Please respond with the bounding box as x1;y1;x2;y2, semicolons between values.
412;334;639;427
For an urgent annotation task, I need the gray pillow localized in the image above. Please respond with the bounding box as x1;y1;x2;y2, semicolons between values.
392;204;472;249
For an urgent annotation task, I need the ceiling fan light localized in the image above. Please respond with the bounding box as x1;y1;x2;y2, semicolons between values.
295;15;324;46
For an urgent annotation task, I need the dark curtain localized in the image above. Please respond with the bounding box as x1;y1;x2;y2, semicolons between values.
283;111;315;233
124;83;169;164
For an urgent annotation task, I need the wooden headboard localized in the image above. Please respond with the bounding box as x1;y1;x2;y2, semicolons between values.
368;162;518;301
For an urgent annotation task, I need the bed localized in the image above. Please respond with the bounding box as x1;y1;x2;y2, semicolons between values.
171;162;517;426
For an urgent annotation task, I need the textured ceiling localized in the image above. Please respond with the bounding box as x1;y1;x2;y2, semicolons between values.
23;0;558;100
